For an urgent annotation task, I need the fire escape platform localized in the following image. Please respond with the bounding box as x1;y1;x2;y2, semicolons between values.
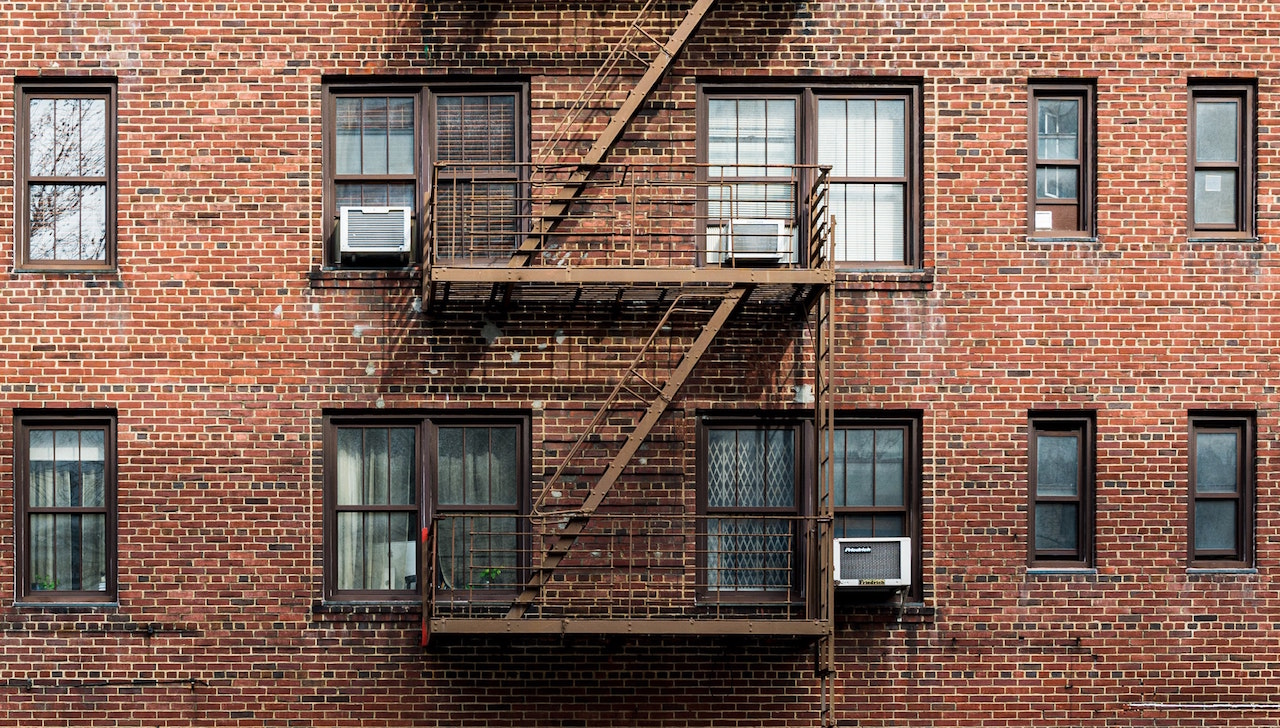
429;617;829;637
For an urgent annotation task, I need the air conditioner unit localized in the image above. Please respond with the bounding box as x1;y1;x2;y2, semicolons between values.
833;537;911;589
340;206;412;254
708;219;792;263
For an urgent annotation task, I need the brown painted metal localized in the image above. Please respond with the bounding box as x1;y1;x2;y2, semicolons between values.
509;0;719;268
431;617;829;637
507;285;750;618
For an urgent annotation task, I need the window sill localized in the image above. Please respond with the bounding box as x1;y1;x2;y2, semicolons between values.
1027;235;1098;243
308;266;422;290
1027;567;1098;577
311;599;420;624
1187;567;1257;576
14;600;119;610
1187;236;1260;244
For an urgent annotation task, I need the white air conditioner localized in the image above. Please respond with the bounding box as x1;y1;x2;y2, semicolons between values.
340;206;412;254
833;537;911;589
707;219;792;263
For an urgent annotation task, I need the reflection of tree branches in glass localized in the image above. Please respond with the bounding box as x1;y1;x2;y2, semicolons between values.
27;97;108;262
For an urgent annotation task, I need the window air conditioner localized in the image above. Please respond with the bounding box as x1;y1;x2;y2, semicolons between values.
709;219;791;263
833;537;911;589
339;206;412;254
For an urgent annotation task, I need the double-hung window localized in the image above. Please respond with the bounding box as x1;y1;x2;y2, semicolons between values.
701;84;920;267
699;418;805;600
1189;83;1254;237
1029;83;1093;237
323;83;526;268
17;82;116;270
15;413;117;602
1188;414;1254;568
324;414;527;601
1028;414;1094;568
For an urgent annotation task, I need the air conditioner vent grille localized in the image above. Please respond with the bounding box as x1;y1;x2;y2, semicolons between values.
833;537;911;588
340;206;412;254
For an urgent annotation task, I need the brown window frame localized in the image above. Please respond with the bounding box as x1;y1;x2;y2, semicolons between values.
697;83;922;268
321;81;528;269
1027;413;1095;569
696;415;812;604
1028;82;1094;238
322;412;530;603
1188;413;1254;568
15;411;118;604
832;413;922;598
16;81;118;271
1188;83;1255;238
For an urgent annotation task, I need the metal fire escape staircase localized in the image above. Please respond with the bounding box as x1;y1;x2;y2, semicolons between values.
423;0;835;645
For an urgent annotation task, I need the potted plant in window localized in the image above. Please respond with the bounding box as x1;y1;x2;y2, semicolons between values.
31;574;57;591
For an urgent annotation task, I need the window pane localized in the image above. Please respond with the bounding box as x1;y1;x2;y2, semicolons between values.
78;98;108;177
817;99;849;175
706;517;791;591
29;430;55;507
28;98;57;177
334;97;363;175
838;429;874;507
764;429;795;508
834;514;874;539
1196;101;1239;163
363;428;390;505
876;99;906;177
874;183;905;261
1036;433;1079;497
1195;431;1239;493
438;427;465;505
1036;167;1078;201
845;99;875;176
489;427;518;506
1037;99;1079;160
387;97;415;175
30;513;106;591
360;97;389;175
706;429;738;508
437;514;516;590
335;182;415;208
1194;500;1237;552
29;183;108;262
80;430;105;508
875;429;905;507
465;427;491;505
388;427;416;506
1034;502;1078;551
1194;171;1237;227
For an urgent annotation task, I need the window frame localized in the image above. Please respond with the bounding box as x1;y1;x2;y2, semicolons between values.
14;411;118;604
321;81;528;269
322;412;530;603
695;414;812;604
1188;83;1255;238
1027;413;1095;569
832;413;922;598
1028;82;1094;238
16;81;118;272
1188;413;1254;569
697;82;922;269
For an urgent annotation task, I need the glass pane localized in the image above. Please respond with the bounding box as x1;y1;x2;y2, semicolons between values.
1036;433;1079;497
29;430;55;507
834;514;874;539
874;183;905;262
387;427;415;506
80;429;105;508
363;428;389;505
707;98;737;167
79;98;108;177
360;97;389;175
1195;500;1237;552
838;183;873;260
764;429;795;508
765;99;796;170
1194;171;1237;227
465;427;491;505
437;515;516;590
876;99;906;177
336;428;363;506
817;99;848;175
489;427;518;506
874;514;906;537
28;98;57;177
1196;431;1239;493
55;430;80;507
735;430;765;508
840;429;874;507
29;513;106;591
334;182;415;208
1037;99;1079;160
29;184;108;262
387;97;415;175
875;429;905;506
336;511;363;590
737;99;768;169
706;429;737;508
388;512;417;591
363;511;390;589
1036;167;1078;200
437;427;465;505
334;97;363;175
1195;101;1238;163
438;95;517;167
1034;502;1078;551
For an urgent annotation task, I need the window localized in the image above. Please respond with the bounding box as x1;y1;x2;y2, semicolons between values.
15;413;116;602
1189;84;1254;237
17;82;116;270
1029;83;1093;237
1027;414;1094;568
323;414;527;601
1188;414;1254;567
700;85;919;267
698;418;806;599
323;83;525;267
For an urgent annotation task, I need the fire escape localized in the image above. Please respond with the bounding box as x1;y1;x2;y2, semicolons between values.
419;0;836;667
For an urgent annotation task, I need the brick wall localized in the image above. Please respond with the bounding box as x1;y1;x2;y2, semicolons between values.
0;1;1278;726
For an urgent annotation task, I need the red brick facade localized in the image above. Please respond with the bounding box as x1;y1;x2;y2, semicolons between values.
2;2;1279;726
